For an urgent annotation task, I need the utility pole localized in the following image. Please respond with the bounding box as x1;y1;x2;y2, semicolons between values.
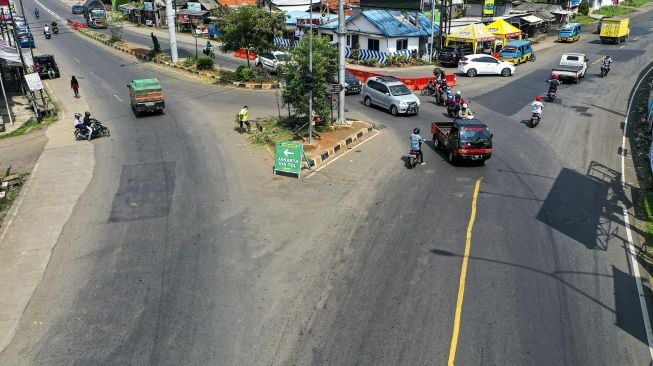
429;0;435;62
11;1;39;121
336;0;346;124
308;0;314;145
165;0;178;62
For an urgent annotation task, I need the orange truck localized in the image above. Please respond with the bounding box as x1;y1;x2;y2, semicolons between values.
127;78;165;116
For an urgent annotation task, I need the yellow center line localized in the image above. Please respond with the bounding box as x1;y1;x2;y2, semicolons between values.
448;177;483;366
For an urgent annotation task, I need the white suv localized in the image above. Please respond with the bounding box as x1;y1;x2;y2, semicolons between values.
255;51;290;72
457;54;515;77
361;76;420;116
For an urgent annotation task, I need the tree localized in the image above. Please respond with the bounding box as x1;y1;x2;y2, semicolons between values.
282;36;338;125
217;6;286;67
151;32;161;54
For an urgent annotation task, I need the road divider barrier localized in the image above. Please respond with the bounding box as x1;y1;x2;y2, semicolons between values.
346;68;457;90
234;48;257;60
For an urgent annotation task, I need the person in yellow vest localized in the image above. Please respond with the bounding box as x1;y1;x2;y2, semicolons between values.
237;105;250;133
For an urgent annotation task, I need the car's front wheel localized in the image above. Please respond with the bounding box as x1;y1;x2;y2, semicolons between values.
467;68;477;77
501;68;511;77
364;96;372;107
390;105;399;116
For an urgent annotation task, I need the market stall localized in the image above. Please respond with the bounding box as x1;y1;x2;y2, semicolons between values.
445;23;496;54
485;18;522;54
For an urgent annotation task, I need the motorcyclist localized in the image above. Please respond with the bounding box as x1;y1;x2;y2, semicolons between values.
531;96;544;119
450;90;468;117
203;41;214;56
602;55;613;70
43;24;51;34
74;113;92;141
409;128;425;165
433;67;446;82
51;20;58;33
34;8;40;18
546;74;561;94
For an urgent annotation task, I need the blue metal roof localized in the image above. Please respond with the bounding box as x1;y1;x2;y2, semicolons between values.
319;10;438;37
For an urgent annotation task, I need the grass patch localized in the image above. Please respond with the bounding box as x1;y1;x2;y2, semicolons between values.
623;0;652;7
248;116;296;146
572;14;598;26
0;113;59;140
595;5;636;16
0;173;30;225
643;192;653;260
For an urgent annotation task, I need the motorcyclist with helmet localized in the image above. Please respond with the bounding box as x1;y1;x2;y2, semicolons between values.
203;41;215;58
531;96;544;119
449;90;468;117
601;55;613;76
546;74;561;94
34;7;40;18
410;128;426;165
74;112;92;141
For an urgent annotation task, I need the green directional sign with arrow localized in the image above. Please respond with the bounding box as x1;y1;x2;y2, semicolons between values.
274;141;304;177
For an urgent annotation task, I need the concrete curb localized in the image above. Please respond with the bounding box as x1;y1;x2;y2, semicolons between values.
306;122;376;166
77;30;279;90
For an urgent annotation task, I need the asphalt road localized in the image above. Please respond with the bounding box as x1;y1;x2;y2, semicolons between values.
2;1;653;365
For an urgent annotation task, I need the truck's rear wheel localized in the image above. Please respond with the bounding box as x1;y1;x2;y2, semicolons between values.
434;137;440;150
448;150;456;164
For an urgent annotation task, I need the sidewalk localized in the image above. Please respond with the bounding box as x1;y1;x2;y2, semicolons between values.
0;72;95;352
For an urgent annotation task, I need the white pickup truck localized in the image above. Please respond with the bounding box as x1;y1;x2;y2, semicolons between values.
551;53;588;84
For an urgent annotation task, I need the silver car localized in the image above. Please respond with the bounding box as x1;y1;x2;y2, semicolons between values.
361;76;420;116
255;51;290;72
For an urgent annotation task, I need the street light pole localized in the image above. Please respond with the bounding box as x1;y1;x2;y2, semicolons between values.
336;0;346;124
166;0;178;62
429;0;436;62
308;0;314;145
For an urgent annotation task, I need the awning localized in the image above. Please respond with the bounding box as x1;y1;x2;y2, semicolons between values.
520;15;542;24
0;44;33;67
176;9;208;16
446;23;496;42
552;10;574;15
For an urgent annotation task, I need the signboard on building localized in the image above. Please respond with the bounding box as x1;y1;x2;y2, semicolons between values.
359;0;422;11
297;18;320;26
143;1;153;11
24;72;43;91
186;2;201;12
483;0;495;16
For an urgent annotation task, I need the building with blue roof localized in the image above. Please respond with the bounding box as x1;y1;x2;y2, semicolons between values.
318;9;439;56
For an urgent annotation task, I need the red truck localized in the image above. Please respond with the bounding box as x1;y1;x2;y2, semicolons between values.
431;119;493;164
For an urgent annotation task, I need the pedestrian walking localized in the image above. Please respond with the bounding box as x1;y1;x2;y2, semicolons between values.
71;76;80;98
237;105;250;133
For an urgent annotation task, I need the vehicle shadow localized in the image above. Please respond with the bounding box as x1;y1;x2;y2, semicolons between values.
520;119;537;128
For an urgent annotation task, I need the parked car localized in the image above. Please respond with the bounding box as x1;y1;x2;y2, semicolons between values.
457;54;515;77
361;76;420;116
33;54;60;78
72;3;84;14
439;45;473;66
344;70;361;94
17;32;34;48
255;51;290;72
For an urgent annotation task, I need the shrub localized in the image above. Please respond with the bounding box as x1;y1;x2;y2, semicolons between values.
235;66;254;81
196;56;214;70
351;48;360;60
579;0;589;15
181;56;197;67
150;32;161;54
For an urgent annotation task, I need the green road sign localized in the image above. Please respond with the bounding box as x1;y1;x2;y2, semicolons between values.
274;141;304;177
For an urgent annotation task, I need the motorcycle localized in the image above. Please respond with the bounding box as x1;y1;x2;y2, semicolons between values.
546;86;557;102
600;64;610;77
408;149;419;168
52;25;59;34
530;112;541;127
202;47;215;59
74;119;110;140
420;84;435;96
44;30;51;39
34;10;40;19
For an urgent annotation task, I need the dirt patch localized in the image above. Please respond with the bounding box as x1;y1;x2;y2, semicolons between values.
303;121;369;155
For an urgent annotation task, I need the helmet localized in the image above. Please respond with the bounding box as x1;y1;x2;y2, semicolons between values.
606;55;610;58
535;96;543;102
552;74;559;80
74;113;81;118
84;111;90;117
413;128;420;134
456;90;462;96
243;105;248;108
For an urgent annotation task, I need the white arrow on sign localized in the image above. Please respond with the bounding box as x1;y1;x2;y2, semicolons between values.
283;149;295;157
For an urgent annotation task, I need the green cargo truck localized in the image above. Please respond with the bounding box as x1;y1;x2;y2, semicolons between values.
127;78;165;116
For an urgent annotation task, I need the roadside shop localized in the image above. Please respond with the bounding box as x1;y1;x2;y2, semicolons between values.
484;18;522;55
445;23;496;54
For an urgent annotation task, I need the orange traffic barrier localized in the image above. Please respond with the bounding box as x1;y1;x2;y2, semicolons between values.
234;48;257;60
346;67;457;90
67;19;87;30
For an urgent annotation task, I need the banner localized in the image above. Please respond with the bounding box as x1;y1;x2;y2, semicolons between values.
483;0;495;16
186;2;201;12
